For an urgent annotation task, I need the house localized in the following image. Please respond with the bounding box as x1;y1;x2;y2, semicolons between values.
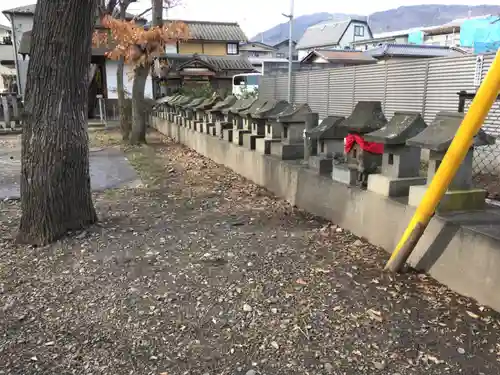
0;24;14;71
153;20;255;97
4;3;147;101
300;49;376;66
13;4;148;118
2;5;37;96
273;39;298;60
239;41;291;72
351;14;493;51
296;16;373;60
366;43;468;64
240;41;276;59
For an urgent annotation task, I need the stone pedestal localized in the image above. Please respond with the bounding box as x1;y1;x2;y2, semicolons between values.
255;121;282;155
309;155;335;175
243;119;266;150
367;146;426;197
408;150;486;211
233;129;251;146
331;163;358;185
255;137;280;155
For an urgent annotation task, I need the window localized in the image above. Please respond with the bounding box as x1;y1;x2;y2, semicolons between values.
354;25;364;37
227;43;238;55
276;53;285;58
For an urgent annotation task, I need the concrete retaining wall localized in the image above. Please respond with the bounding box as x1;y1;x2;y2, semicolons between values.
152;116;500;312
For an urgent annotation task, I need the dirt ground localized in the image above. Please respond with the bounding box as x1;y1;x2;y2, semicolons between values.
1;130;500;375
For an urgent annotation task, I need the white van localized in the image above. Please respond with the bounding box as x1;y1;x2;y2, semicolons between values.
232;73;262;98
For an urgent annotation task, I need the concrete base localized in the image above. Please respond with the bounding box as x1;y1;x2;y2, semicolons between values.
255;138;280;155
233;129;251;146
368;174;427;197
270;143;304;160
409;185;487;212
151;116;500;313
242;133;264;150
331;164;357;186
222;128;233;142
309;155;334;175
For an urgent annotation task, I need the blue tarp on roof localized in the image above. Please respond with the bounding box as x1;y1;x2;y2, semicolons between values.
460;16;500;52
408;30;424;45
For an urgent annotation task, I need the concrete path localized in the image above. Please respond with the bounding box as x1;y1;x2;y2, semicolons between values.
0;136;141;200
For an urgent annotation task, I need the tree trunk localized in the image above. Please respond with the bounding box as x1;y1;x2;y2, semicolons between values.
116;4;130;141
129;64;149;145
117;58;131;140
17;0;98;245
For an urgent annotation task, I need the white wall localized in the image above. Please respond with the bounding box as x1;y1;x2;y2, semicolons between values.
7;14;33;96
340;21;372;48
105;60;153;99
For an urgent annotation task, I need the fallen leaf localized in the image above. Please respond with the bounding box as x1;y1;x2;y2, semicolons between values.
367;309;383;322
296;278;308;285
466;311;480;319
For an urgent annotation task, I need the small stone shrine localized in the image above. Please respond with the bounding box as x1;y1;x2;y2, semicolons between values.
270;104;313;160
255;103;292;155
173;96;193;125
364;112;427;197
166;95;182;122
332;101;387;186
207;95;237;138
164;95;181;122
307;116;348;175
232;99;268;146
219;99;244;141
244;100;289;150
183;97;205;128
225;98;257;141
406;111;495;212
193;94;221;133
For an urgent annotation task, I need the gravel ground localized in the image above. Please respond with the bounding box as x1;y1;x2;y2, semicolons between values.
1;130;500;375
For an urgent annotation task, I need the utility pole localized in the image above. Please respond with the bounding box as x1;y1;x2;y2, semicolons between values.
282;0;294;102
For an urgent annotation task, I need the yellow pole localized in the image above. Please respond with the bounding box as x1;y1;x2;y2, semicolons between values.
385;49;500;273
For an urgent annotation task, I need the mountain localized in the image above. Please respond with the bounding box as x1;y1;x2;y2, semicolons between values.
251;5;500;46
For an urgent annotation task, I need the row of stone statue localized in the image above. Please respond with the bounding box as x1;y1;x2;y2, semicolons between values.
153;93;495;212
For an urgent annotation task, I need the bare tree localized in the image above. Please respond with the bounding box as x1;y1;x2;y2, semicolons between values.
18;0;98;245
104;0;137;141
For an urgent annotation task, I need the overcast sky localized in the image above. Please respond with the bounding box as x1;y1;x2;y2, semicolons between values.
1;0;498;38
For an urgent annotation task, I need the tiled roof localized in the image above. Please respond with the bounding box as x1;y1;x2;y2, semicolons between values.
367;43;468;58
302;49;376;64
161;53;254;72
273;39;297;48
163;20;247;42
297;18;362;50
0;24;11;31
2;4;36;14
3;3;139;19
240;41;276;51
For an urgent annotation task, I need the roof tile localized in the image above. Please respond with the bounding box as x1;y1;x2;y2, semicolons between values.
165;20;247;42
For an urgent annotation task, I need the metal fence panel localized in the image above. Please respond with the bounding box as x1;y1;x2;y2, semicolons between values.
353;64;386;105
275;75;288;101
384;60;428;119
423;55;478;124
293;71;309;104
307;70;329;118
259;76;275;100
328;67;355;117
